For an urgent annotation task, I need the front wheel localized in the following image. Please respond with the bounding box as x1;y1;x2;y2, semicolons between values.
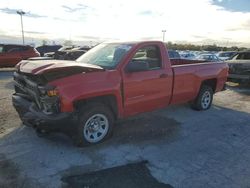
191;85;213;111
73;103;114;147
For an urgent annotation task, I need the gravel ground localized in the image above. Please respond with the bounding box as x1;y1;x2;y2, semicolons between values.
0;70;250;188
0;70;20;135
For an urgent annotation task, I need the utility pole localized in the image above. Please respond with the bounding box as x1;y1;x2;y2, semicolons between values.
162;30;166;42
17;10;25;45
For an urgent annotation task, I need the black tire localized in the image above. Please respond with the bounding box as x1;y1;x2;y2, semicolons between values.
73;103;114;147
191;85;213;111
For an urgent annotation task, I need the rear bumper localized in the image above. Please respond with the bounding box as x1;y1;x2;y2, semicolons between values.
12;94;75;132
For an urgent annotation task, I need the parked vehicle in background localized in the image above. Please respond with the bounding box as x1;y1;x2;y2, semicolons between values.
45;46;75;59
44;46;91;60
0;44;40;67
217;51;237;61
63;47;90;60
12;41;228;146
196;53;221;62
28;57;54;61
179;51;196;59
168;50;181;59
227;51;250;84
76;46;91;51
36;45;62;56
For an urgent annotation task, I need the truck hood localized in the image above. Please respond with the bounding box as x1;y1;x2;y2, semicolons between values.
17;60;104;75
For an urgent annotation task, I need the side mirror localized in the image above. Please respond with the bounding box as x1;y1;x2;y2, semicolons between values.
126;61;149;73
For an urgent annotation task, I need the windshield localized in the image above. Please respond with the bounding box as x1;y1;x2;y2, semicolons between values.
76;43;132;69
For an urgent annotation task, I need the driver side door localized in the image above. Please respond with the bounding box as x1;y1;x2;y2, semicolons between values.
122;45;173;116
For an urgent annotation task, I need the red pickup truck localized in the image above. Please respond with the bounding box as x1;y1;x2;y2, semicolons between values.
12;41;228;146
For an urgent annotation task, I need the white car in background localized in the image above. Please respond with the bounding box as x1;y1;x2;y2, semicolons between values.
179;51;196;59
196;53;221;62
217;51;237;60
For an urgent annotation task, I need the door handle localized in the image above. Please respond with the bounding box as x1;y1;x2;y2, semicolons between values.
159;74;168;78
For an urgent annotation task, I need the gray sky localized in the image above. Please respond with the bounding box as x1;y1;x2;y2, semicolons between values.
0;0;250;47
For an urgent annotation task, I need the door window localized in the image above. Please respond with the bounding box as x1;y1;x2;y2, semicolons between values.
131;45;162;70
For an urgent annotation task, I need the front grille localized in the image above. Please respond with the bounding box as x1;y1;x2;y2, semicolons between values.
14;72;41;108
13;72;59;113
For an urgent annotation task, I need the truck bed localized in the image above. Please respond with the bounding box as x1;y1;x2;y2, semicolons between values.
170;58;207;66
170;61;228;105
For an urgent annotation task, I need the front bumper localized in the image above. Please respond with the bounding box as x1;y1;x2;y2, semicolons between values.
12;93;75;132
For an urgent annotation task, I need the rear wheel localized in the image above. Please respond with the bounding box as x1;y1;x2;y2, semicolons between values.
191;85;213;111
73;103;114;147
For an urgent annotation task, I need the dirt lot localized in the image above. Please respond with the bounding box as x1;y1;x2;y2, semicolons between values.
0;70;250;188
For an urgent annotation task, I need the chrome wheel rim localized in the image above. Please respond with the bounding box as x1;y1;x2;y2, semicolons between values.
201;91;211;109
83;114;109;143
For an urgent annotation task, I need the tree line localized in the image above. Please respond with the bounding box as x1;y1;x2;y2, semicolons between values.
166;42;248;51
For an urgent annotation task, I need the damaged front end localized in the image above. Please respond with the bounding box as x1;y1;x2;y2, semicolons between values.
12;71;73;132
12;59;104;132
13;71;60;114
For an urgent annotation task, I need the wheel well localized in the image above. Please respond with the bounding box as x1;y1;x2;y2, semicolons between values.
201;79;217;93
73;95;118;119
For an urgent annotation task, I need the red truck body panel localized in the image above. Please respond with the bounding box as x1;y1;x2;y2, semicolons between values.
171;62;228;105
121;68;173;117
50;70;124;116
